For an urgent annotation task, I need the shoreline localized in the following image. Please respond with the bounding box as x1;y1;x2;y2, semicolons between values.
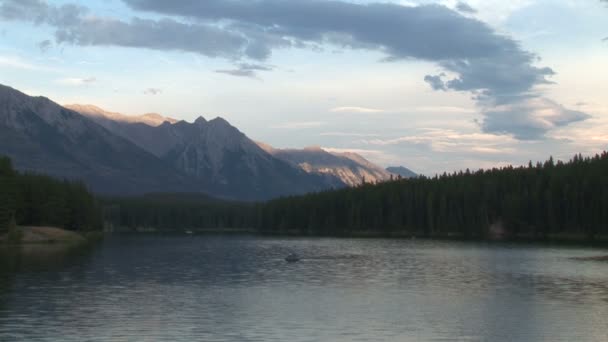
104;227;608;246
0;226;103;246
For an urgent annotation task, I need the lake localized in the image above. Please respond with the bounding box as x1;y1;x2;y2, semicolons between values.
1;235;608;341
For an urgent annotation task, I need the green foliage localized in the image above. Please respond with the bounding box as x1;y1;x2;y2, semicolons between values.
0;156;102;232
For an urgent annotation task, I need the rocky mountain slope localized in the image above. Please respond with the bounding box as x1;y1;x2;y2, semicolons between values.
264;146;392;186
67;102;343;199
69;102;403;188
0;84;190;195
0;84;345;199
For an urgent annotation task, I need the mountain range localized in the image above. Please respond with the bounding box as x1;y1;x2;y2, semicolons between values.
1;84;413;200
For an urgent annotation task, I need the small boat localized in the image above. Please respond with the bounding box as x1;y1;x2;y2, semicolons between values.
285;253;300;262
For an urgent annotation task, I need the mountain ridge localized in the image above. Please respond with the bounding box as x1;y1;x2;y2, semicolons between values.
64;99;344;200
0;84;192;195
70;103;396;187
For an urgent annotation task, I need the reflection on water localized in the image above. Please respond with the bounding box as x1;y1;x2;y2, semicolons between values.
1;235;608;341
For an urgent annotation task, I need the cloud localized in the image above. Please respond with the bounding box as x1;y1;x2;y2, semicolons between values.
271;121;326;129
57;77;97;86
143;88;162;95
0;0;589;139
215;63;273;78
456;2;477;14
480;98;590;140
320;132;380;137
330;106;385;113
363;128;517;154
424;74;447;91
0;55;48;70
37;39;52;52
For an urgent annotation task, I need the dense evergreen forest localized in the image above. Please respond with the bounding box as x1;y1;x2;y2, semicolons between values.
102;193;255;231
258;152;608;239
0;156;102;233
104;152;608;241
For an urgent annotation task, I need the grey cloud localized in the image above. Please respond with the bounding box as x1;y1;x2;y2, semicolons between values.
481;99;590;140
55;17;256;60
124;1;520;61
603;37;608;42
0;0;589;139
122;0;584;139
37;39;51;52
81;77;96;84
215;63;272;78
456;2;477;14
144;88;162;95
424;74;446;91
0;0;85;25
0;0;263;60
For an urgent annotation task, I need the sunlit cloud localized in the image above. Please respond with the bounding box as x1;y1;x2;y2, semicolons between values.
363;128;517;154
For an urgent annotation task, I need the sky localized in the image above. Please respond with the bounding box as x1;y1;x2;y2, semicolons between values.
0;0;607;175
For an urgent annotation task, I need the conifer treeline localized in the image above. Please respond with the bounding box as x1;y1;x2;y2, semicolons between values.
105;152;608;240
258;152;608;239
0;156;102;232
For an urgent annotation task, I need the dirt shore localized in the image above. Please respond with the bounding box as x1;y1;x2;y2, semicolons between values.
1;226;87;244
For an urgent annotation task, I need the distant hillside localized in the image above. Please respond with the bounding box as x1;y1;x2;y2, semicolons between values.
386;166;417;178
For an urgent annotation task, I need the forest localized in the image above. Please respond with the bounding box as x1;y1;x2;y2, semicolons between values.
105;152;608;241
3;152;608;241
0;156;102;234
101;193;255;232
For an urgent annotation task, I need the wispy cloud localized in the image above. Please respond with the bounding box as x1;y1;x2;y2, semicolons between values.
144;88;162;95
57;77;97;86
455;2;477;14
320;132;380;137
363;128;517;154
271;121;326;129
37;39;52;53
0;55;52;71
215;63;273;78
410;106;475;114
330;106;385;114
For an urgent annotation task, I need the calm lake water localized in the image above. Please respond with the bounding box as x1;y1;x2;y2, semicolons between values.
1;235;608;341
